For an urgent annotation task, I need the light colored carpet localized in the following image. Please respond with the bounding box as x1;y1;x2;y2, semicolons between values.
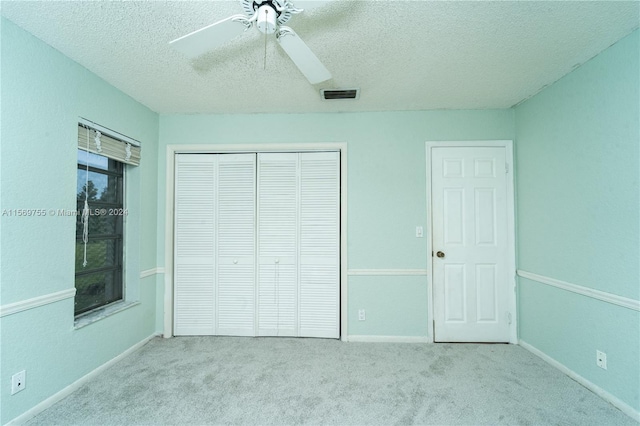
27;337;634;425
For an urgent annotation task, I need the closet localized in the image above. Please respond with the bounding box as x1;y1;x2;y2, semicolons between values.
173;151;340;339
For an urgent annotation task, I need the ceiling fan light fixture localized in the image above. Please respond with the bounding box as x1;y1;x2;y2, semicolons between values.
257;4;278;34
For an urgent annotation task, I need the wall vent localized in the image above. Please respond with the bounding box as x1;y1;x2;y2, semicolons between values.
321;89;359;100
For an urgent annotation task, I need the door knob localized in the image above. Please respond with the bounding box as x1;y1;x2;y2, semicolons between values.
233;259;238;264
436;251;445;258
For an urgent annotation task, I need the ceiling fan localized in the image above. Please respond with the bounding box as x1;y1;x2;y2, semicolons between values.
170;0;332;84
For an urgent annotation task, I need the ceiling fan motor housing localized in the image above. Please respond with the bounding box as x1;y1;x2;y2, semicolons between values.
256;4;278;34
244;0;296;27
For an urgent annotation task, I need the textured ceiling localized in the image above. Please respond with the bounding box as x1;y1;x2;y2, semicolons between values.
1;1;638;114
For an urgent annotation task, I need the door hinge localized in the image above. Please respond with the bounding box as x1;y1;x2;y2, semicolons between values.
505;163;509;173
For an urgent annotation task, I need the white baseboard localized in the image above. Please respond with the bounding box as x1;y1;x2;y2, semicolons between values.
7;333;160;425
346;335;430;343
519;340;640;422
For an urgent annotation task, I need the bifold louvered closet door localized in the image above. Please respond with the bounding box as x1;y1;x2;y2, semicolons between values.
257;152;340;338
174;153;256;336
174;151;339;339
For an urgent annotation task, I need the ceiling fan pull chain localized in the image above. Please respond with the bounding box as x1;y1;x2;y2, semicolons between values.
264;8;268;70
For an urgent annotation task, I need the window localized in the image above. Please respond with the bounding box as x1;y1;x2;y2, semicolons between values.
75;149;124;316
74;120;141;318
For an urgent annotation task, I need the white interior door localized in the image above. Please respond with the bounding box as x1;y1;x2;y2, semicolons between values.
174;154;217;335
257;153;298;336
174;151;339;339
257;152;340;338
298;152;340;338
216;153;256;336
174;153;256;336
431;146;512;342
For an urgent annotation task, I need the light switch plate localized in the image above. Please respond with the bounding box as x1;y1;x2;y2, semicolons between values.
416;226;423;238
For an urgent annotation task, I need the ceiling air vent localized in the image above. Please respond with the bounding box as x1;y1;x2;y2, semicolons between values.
321;88;359;100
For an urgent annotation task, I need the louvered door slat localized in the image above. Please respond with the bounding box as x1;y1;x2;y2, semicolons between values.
299;152;340;338
257;153;298;336
216;154;256;336
174;154;216;335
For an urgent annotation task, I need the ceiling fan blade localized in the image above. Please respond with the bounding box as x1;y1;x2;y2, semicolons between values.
170;14;250;59
276;27;331;84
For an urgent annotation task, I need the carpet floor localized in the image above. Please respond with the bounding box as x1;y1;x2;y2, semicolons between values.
27;336;635;425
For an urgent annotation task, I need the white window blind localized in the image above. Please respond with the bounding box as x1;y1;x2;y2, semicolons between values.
77;119;141;166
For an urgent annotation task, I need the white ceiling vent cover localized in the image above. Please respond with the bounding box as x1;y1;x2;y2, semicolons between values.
321;89;360;100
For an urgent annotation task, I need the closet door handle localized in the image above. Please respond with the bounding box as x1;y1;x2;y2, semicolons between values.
233;259;238;264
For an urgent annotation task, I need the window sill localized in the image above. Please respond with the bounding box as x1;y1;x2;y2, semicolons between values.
74;300;140;329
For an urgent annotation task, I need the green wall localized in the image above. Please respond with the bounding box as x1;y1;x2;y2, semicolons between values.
0;18;159;423
158;111;515;337
514;29;639;411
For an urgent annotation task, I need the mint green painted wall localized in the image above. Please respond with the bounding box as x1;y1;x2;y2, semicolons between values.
519;278;639;409
0;18;159;423
5;7;636;422
158;111;515;337
514;30;639;410
347;276;428;336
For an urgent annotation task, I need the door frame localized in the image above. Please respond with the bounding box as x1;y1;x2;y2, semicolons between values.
164;143;348;340
425;140;517;344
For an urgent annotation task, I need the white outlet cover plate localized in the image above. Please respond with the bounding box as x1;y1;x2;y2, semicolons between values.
11;370;26;395
596;350;607;370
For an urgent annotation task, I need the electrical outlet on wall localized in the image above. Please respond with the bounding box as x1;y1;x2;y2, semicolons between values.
596;350;607;370
11;370;26;395
358;309;366;321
